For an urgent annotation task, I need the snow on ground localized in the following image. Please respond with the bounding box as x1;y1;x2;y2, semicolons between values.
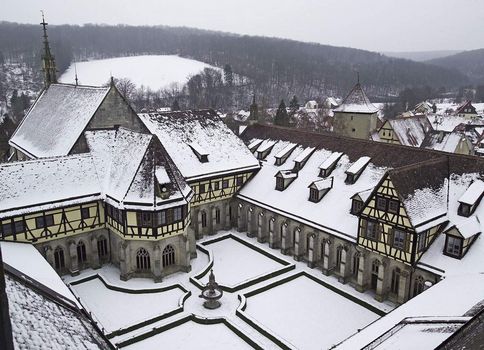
70;277;185;333
123;320;253;350
244;275;380;350
199;237;285;287
60;55;221;90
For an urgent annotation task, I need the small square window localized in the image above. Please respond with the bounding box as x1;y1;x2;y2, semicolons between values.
366;221;378;240
309;188;320;202
446;236;462;257
236;177;243;186
276;177;284;191
35;215;54;229
388;200;399;213
393;229;406;250
14;220;25;234
1;223;13;236
352;128;356;132
199;184;206;193
222;180;229;189
155;211;166;226
81;208;90;219
213;181;220;191
352;199;363;214
376;197;387;211
173;207;182;221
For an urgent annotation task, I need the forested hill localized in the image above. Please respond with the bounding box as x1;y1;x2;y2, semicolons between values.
0;21;469;102
427;49;484;85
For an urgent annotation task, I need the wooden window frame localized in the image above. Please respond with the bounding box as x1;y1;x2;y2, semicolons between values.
445;235;463;258
309;188;320;202
351;199;363;214
392;229;406;250
81;207;90;219
276;177;285;191
388;200;399;214
222;179;229;189
376;196;387;211
236;176;244;186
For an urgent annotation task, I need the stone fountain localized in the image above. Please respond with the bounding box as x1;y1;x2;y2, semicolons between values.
199;269;223;309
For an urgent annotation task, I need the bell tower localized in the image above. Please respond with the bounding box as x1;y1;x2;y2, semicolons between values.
40;11;57;87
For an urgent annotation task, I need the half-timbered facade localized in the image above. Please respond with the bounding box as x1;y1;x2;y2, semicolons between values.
237;124;484;304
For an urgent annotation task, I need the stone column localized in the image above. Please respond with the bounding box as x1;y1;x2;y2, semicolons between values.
338;246;349;284
268;218;276;248
91;236;100;269
196;209;203;239
183;234;192;272
68;241;79;276
356;252;366;292
293;228;302;261
375;260;387;302
210;206;216;235
281;225;294;255
237;204;244;232
224;203;231;230
119;242;130;281
247;207;255;238
307;233;316;268
188;228;197;258
322;239;332;275
257;212;266;243
153;245;162;283
398;270;409;304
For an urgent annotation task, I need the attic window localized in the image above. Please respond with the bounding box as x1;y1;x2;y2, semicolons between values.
319;152;343;177
444;235;462;258
275;170;297;191
248;139;263;153
351;199;363;214
256;140;277;160
345;156;371;184
274;144;297;166
293;147;315;171
189;142;209;163
308;177;333;203
457;180;484;217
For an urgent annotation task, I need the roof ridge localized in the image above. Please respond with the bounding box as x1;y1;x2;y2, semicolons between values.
388;156;448;174
0;153;92;167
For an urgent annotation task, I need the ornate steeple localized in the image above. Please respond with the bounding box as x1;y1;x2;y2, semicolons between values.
40;11;57;87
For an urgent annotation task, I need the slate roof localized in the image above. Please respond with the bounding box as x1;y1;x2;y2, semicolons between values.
386;116;432;147
333;83;379;114
420;131;469;154
138;109;259;181
9;84;110;158
455;100;477;115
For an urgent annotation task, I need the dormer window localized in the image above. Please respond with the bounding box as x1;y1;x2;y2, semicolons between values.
308;177;333;203
457;180;484;217
274;143;297;166
351;199;363;214
345;156;371;184
275;170;297;191
248;139;263;153
350;189;372;215
293;147;315;171
445;236;462;258
319;152;343;178
189;142;209;163
256;140;277;160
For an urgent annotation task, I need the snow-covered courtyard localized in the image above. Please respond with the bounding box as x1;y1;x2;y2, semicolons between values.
64;230;389;349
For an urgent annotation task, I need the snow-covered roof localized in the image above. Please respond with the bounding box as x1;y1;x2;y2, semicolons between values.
276;170;298;179
5;273;110;349
319;152;344;171
293;147;315;164
256;139;277;154
458;180;484;205
421;131;468;153
274;143;297;160
0;154;101;218
9;84;110;158
248;139;263;151
333;83;379;114
427;114;484;133
1;242;77;305
155;166;171;185
189;142;209;157
353;188;373;203
346;156;371;175
138;110;259;181
387;117;431;147
454;216;480;239
310;177;333;191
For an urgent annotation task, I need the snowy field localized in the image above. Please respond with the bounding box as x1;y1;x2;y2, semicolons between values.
123;320;254;350
244;275;380;349
71;277;184;333
59;55;221;90
199;237;286;287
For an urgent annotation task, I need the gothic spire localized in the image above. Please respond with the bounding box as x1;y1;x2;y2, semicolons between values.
40;11;57;87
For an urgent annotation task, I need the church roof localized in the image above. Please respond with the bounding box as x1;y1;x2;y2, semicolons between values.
9;84;110;158
333;83;379;114
138;109;260;181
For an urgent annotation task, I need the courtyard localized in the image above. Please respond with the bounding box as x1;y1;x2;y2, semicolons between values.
65;230;390;349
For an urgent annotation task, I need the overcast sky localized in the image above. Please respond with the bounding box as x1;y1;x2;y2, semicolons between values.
2;0;483;52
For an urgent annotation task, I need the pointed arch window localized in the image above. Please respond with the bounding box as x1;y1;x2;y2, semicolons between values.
162;245;175;267
413;275;425;296
77;241;87;264
136;248;151;271
391;268;401;294
97;237;108;258
352;253;360;276
54;247;65;270
201;211;207;228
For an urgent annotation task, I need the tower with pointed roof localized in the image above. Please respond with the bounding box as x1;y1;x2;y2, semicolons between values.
40;12;57;87
249;93;259;122
332;76;379;140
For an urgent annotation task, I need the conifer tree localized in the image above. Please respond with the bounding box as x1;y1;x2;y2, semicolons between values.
289;95;299;110
171;99;180;111
274;99;289;126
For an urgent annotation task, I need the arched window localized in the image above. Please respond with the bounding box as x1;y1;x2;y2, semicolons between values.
413;275;425;296
352;253;360;276
336;246;343;268
215;208;221;224
306;234;311;251
269;218;274;233
280;223;286;241
77;241;87;264
391;268;401;294
162;245;175;267
97;237;108;258
136;248;151;271
257;212;263;228
54;247;65;270
201;211;207;228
